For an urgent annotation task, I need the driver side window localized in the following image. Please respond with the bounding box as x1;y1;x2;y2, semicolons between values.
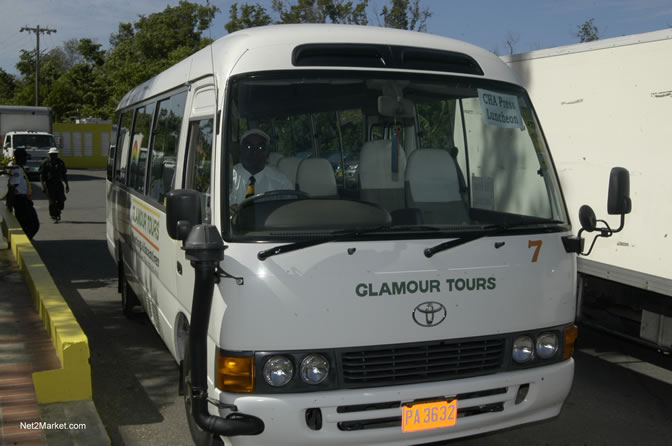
185;119;213;223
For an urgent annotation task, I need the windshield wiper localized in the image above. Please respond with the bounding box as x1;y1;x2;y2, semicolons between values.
256;224;442;261
424;219;564;258
257;225;387;261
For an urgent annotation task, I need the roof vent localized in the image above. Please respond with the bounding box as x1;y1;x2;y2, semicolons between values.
292;44;386;68
292;44;483;76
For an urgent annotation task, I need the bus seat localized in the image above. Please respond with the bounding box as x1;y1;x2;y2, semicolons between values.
277;156;302;186
405;148;469;224
296;158;338;198
267;152;284;167
359;139;407;212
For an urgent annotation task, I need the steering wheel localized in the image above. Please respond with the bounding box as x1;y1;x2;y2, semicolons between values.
240;189;309;207
231;189;309;226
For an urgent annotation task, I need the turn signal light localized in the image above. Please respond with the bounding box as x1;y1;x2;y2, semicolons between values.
562;325;578;360
216;351;254;393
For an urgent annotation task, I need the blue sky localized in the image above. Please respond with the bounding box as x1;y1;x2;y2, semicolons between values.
1;0;671;75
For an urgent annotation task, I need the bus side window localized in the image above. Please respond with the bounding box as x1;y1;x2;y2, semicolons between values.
128;103;155;193
107;117;119;181
185;119;213;223
115;111;134;183
148;91;187;205
107;145;116;181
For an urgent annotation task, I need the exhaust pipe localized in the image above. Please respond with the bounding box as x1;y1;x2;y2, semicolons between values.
183;224;264;437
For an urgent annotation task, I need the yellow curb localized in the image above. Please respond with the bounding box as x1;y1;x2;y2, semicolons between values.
1;207;92;403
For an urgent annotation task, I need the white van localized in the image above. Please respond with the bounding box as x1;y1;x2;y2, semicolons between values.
106;24;630;446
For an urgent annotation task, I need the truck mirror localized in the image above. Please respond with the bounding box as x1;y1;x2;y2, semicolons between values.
578;205;597;232
166;189;202;241
607;167;631;215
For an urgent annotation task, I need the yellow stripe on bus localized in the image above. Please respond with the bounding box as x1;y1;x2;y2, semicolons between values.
132;198;161;218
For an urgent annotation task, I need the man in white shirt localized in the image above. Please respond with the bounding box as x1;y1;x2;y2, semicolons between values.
6;148;40;239
229;129;293;205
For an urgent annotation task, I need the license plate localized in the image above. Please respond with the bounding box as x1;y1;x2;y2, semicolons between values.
401;399;457;433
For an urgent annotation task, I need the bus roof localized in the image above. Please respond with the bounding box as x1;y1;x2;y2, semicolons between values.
117;24;521;110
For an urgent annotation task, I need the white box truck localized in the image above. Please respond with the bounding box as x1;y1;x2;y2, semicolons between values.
1;105;58;176
503;29;672;351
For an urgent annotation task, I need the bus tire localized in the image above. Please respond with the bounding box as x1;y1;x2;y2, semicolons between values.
182;344;223;446
120;266;139;316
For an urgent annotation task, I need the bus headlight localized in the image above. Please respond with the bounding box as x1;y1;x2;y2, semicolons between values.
263;356;294;387
512;335;535;363
535;332;559;359
300;354;329;385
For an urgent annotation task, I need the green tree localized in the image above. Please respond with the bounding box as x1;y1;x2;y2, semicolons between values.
13;48;69;108
45;39;108;120
109;23;134;48
577;18;599;42
226;3;273;33
0;68;17;104
272;0;368;25
380;0;431;31
226;1;437;31
60;39;85;71
103;0;219;117
78;39;106;67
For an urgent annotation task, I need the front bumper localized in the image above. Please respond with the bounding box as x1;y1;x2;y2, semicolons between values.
217;359;574;446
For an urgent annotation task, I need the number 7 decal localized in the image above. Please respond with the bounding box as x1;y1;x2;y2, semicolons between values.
528;240;542;262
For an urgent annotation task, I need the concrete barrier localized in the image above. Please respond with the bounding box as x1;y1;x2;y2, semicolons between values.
0;206;92;403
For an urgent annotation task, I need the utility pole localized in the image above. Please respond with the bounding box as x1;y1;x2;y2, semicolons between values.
20;25;57;106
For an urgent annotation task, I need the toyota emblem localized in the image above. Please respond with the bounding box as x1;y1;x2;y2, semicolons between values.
412;302;447;327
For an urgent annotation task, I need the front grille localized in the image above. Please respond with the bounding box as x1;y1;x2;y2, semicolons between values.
341;338;505;387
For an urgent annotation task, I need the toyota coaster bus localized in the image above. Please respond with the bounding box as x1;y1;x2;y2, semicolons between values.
106;24;631;446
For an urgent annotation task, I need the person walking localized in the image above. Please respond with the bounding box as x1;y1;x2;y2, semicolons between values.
39;147;69;222
6;148;40;239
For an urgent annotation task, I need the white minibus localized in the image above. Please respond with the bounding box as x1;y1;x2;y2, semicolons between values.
106;24;630;446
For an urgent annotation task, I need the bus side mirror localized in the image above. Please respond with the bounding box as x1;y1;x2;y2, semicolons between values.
575;167;631;256
578;205;597;232
166;189;202;241
607;167;631;215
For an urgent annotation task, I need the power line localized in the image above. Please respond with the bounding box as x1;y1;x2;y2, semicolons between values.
20;25;57;106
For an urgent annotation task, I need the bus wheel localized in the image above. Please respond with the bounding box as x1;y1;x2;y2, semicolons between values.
120;268;139;317
182;345;223;446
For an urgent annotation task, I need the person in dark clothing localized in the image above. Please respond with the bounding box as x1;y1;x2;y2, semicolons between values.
6;148;40;239
39;147;69;222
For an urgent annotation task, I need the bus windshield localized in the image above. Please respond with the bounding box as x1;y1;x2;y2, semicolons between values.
225;71;567;239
